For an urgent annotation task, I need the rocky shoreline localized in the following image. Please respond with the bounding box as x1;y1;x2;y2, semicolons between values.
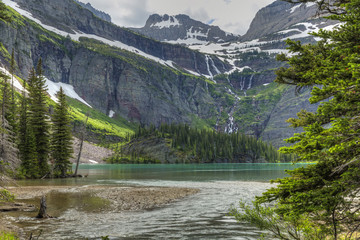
0;185;199;237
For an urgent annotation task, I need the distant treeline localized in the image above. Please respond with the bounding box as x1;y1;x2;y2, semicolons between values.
109;123;295;163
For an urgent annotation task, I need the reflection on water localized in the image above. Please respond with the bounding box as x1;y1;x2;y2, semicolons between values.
9;164;307;239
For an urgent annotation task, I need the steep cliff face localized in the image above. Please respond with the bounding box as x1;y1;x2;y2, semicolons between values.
260;87;319;148
0;8;217;126
131;14;239;45
242;0;336;41
0;0;335;148
10;0;231;76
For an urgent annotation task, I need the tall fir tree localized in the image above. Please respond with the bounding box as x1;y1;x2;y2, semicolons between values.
51;87;73;177
0;71;9;155
231;0;360;239
0;71;18;175
27;60;50;177
7;49;17;143
18;76;38;178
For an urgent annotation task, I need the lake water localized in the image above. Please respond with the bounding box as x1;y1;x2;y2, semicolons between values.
10;164;306;239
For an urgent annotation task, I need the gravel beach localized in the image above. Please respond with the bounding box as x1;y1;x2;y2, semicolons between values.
0;185;199;236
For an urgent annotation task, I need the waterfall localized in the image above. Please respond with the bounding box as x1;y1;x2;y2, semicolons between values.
247;74;254;90
193;52;200;74
209;56;221;75
205;55;213;79
227;76;234;88
224;87;240;134
240;76;245;90
227;115;234;134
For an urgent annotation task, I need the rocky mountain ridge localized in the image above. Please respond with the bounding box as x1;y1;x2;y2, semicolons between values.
7;0;231;78
0;0;338;148
131;14;239;45
0;0;224;127
74;0;111;23
242;1;318;40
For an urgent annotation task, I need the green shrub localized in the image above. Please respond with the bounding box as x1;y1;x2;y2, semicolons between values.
0;189;15;202
0;231;19;240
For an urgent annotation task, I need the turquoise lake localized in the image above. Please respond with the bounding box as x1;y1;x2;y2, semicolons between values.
13;163;307;239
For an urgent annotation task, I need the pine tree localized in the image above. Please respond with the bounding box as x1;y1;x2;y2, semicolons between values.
27;60;50;177
0;71;9;155
18;83;38;178
51;87;73;177
0;72;19;175
232;1;360;239
7;49;17;143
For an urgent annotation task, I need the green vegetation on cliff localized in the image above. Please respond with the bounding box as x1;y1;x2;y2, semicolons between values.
67;97;135;143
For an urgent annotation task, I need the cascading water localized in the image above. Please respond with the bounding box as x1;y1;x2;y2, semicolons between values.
205;55;219;84
247;74;254;90
224;87;240;134
209;56;221;75
205;55;214;81
227;76;234;88
193;52;200;74
239;76;245;91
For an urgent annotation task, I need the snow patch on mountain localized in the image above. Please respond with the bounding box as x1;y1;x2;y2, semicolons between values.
187;26;208;39
0;65;91;107
2;0;177;70
283;22;338;40
166;38;208;45
150;15;181;28
289;4;301;13
277;28;302;34
305;2;316;8
0;66;25;92
108;110;115;118
189;38;273;56
45;78;92;107
184;69;201;76
288;2;316;14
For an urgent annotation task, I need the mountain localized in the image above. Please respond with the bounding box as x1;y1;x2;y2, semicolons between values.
74;0;112;23
1;0;231;127
131;14;239;45
242;1;318;40
0;0;339;149
6;0;231;77
179;0;339;147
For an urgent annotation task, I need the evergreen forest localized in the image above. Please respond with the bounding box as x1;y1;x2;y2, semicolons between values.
108;124;294;163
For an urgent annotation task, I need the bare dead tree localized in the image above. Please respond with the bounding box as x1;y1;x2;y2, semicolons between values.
74;112;89;176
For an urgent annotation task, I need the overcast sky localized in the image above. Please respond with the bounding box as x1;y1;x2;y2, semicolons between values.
80;0;276;35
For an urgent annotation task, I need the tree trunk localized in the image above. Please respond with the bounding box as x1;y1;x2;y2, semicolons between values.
74;112;89;176
36;196;48;218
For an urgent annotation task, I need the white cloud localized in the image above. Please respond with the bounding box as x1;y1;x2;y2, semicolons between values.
80;0;151;27
81;0;275;35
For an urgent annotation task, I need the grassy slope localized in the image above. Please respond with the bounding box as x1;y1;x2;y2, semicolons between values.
66;97;136;141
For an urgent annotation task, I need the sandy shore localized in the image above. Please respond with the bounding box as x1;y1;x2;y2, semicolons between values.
0;185;199;236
